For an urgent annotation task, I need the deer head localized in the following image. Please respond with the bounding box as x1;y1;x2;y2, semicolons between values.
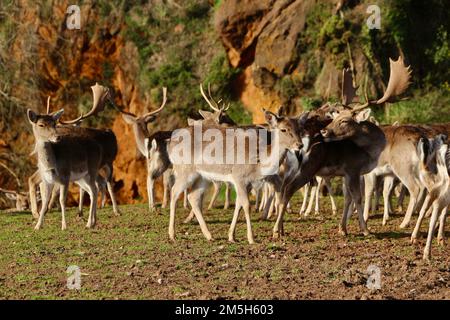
27;83;109;143
321;56;412;141
121;87;168;133
264;110;303;153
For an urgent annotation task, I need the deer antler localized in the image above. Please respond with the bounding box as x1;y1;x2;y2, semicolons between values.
141;87;167;123
376;56;412;104
109;87;167;122
0;187;18;196
59;83;110;125
341;68;358;106
46;96;51;114
351;56;412;112
200;83;220;112
200;83;231;113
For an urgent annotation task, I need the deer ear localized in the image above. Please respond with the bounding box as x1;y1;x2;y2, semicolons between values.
264;110;278;127
51;109;64;121
27;109;38;123
122;113;136;124
199;110;213;120
298;112;309;126
187;118;195;126
354;109;371;123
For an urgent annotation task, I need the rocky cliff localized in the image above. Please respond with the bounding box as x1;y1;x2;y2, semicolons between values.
0;0;448;207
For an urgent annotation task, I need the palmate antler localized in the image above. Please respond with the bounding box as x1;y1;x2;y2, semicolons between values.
199;83;230;113
59;83;110;125
341;68;358;106
349;56;412;112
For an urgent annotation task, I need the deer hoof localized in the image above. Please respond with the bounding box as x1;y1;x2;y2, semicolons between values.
34;224;42;230
410;237;417;244
399;222;409;229
437;238;444;246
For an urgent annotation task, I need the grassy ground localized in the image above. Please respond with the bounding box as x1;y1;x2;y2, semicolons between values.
0;194;449;300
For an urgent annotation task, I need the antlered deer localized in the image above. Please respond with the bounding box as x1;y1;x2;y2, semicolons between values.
273;57;412;238
27;84;112;230
167;103;303;243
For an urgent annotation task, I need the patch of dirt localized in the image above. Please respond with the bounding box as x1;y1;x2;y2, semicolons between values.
0;194;449;299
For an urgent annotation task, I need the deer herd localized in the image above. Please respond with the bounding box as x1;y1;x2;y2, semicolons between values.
2;56;450;261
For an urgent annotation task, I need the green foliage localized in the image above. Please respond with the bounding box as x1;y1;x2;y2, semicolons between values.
148;60;194;89
203;53;240;97
378;88;450;124
318;15;351;55
300;97;322;111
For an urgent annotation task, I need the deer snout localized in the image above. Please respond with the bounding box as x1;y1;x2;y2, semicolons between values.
320;129;329;138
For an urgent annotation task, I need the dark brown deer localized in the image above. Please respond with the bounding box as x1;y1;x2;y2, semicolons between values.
273;57;412;238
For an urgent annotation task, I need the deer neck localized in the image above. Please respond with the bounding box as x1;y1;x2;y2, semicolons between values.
132;124;149;157
261;129;288;176
35;140;57;171
351;123;386;160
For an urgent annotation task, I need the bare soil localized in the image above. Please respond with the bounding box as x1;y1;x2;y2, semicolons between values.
0;195;449;300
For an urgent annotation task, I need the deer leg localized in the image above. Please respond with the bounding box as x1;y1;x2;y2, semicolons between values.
169;175;194;241
363;172;376;222
397;185;407;212
162;170;172;209
273;180;300;239
437;207;448;246
103;166;120;216
382;176;395;226
313;177;322;215
340;181;352;236
187;178;212;241
48;185;59;210
348;175;369;236
147;173;156;213
208;181;220;210
253;186;259;212
59;183;68;230
423;202;444;260
325;178;337;216
411;194;433;243
28;170;41;219
81;177;98;229
183;190;188;209
78;188;85;218
183;210;195;224
299;184;310;217
305;183;317;216
397;173;421;229
34;182;53;230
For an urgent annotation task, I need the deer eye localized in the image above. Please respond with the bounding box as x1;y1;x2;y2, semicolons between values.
280;128;287;133
38;124;45;127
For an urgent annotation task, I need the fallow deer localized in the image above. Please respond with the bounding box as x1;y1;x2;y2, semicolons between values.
411;134;449;259
167;105;303;243
120;87;169;212
27;84;111;230
273;57;412;238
